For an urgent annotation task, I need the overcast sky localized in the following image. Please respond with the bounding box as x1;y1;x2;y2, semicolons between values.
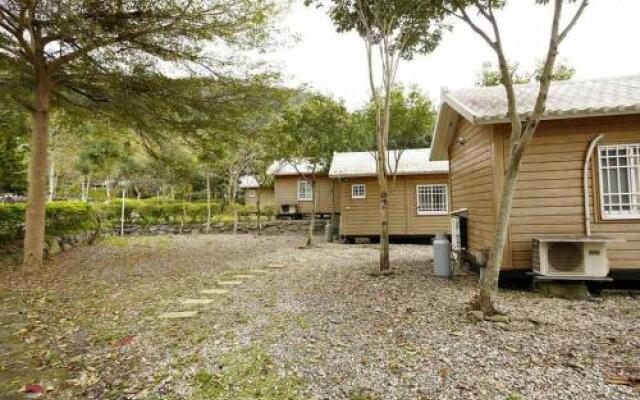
266;1;640;110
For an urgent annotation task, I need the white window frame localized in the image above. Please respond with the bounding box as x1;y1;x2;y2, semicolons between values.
351;184;366;199
597;143;640;220
297;180;313;201
416;184;448;216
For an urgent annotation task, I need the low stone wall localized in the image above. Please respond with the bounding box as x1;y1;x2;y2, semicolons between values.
114;219;328;236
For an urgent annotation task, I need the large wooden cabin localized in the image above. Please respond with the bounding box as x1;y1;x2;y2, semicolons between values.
430;75;640;277
329;148;450;240
267;160;339;218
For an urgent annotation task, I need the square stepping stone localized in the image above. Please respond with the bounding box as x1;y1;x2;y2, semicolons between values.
159;311;198;319
217;280;243;286
201;289;229;295
232;274;255;279
180;298;215;305
249;269;269;274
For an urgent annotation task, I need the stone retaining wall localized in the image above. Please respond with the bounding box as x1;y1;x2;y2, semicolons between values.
114;219;328;236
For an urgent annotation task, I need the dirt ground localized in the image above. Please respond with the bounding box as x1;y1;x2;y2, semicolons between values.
1;234;639;400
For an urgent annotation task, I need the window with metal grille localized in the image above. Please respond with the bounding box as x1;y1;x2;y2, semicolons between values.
351;184;366;199
598;144;640;219
297;180;313;201
416;184;448;215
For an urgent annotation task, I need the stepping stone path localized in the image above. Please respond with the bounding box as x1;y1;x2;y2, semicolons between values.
217;280;243;286
200;289;229;295
179;299;215;305
159;311;198;319
159;266;284;319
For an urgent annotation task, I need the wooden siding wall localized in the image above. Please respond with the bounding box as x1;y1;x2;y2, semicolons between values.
449;120;498;264
245;188;275;208
273;175;338;214
504;115;640;271
338;175;450;236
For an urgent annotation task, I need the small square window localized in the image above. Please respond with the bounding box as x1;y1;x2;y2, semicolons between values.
598;143;640;219
351;184;366;199
416;184;448;215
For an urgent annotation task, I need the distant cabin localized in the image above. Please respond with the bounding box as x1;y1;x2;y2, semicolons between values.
266;160;339;218
430;75;640;277
239;175;274;209
329;148;450;241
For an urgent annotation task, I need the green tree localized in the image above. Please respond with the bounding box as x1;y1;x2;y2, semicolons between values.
0;0;278;268
441;0;588;315
309;0;445;273
0;105;28;194
353;86;436;152
269;94;352;245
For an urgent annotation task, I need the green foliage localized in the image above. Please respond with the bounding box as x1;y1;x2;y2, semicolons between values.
308;0;446;61
353;86;436;150
97;199;223;226
476;60;576;87
192;346;301;400
0;105;29;194
0;201;96;242
268;94;353;170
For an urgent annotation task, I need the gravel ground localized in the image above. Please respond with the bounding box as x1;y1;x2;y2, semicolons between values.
2;234;639;400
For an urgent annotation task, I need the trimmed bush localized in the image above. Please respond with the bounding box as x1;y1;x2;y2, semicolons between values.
0;201;96;242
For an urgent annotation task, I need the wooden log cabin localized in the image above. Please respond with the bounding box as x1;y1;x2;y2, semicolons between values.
267;160;339;218
430;75;640;278
239;175;275;209
329;148;450;241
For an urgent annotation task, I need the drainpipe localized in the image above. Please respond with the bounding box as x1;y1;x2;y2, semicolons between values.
584;133;604;237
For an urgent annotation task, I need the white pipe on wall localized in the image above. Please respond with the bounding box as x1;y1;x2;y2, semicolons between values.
584;133;605;237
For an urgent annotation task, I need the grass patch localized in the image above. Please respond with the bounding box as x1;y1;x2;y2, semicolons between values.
192;345;302;400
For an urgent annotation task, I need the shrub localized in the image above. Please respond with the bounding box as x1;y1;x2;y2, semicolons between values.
0;201;97;242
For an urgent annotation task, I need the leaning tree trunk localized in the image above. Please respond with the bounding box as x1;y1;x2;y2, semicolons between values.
479;144;526;314
23;77;52;269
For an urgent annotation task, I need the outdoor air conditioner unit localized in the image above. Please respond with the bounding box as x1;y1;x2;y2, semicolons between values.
281;204;297;215
532;238;610;277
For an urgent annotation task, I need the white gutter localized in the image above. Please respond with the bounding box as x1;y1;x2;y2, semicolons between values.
584;133;604;237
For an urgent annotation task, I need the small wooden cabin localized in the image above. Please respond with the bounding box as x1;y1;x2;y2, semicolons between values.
430;75;640;276
329;148;450;240
267;160;339;218
239;175;275;208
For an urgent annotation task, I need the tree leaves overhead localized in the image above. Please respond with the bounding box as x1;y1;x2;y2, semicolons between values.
307;0;447;60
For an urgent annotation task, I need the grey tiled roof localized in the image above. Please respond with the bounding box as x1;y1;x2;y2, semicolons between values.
444;75;640;123
266;160;325;176
239;175;259;189
329;148;449;178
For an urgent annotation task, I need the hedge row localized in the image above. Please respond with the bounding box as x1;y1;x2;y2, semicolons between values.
0;200;277;242
0;201;96;241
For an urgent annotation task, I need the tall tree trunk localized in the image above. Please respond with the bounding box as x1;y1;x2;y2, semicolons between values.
105;179;111;203
47;154;56;201
306;179;317;246
377;85;392;273
256;187;262;233
120;188;126;237
23;76;52;269
205;166;211;232
479;141;526;313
